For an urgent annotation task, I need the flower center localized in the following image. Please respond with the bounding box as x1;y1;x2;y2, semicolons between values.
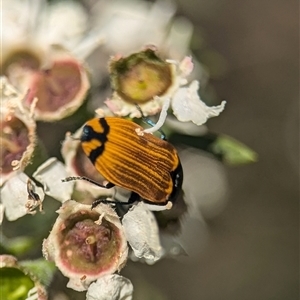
24;60;82;112
110;49;173;103
59;213;121;274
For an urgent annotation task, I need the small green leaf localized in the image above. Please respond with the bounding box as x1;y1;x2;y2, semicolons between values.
169;132;257;166
20;259;56;287
212;135;258;165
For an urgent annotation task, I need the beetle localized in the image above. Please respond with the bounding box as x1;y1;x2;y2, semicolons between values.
63;117;183;208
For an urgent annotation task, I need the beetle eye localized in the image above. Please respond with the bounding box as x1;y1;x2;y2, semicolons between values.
81;125;91;142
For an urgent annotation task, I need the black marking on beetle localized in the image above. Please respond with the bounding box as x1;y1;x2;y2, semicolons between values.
81;118;110;164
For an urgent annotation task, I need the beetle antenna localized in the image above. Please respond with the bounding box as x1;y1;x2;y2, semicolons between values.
62;176;115;189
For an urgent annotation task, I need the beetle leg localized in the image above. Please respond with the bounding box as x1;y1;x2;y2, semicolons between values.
91;192;140;209
62;176;115;189
91;197;119;209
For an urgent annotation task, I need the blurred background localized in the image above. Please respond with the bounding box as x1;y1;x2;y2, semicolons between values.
122;1;299;299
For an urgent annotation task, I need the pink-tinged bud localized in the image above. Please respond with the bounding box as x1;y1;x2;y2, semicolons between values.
43;200;128;291
0;77;36;186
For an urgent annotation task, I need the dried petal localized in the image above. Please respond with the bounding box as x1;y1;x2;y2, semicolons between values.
33;158;74;203
86;274;133;300
122;202;163;262
1;172;44;221
172;80;226;125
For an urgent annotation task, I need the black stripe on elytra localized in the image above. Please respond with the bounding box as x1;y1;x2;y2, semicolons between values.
81;118;110;164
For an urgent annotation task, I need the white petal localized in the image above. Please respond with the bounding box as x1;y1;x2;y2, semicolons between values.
33;157;74;202
122;202;163;262
140;97;171;135
67;278;90;292
86;275;133;300
0;204;5;225
1;172;44;221
172;80;226;125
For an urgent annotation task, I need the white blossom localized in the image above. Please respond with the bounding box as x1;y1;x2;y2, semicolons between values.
43;201;128;292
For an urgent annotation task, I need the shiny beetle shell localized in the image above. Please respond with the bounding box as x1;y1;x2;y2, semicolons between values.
80;117;182;205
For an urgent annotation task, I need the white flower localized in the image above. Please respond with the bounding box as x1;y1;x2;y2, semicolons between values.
91;0;190;59
105;51;192;118
105;50;225;133
43;200;128;292
2;0;96;121
0;78;43;222
2;0;101;60
85;0;207;108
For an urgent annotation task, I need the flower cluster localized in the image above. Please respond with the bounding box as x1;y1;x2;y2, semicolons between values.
1;1;256;299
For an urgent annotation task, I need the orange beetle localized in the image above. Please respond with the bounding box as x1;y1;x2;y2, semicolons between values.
64;117;183;207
